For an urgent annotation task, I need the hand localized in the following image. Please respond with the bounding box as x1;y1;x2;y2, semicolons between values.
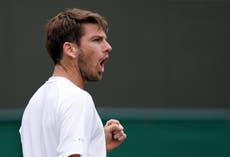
104;119;127;152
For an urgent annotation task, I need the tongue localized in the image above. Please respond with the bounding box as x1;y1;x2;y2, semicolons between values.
101;63;105;72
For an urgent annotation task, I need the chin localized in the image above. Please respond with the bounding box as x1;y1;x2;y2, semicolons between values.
85;75;103;82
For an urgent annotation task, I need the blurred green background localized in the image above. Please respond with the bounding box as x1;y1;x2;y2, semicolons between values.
1;108;229;157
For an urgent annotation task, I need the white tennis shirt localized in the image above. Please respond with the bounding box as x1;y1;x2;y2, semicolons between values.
20;76;106;157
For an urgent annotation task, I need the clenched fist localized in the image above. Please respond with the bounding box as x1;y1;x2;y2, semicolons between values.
104;119;127;152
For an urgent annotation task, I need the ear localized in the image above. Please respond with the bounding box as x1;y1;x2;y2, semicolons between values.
63;42;79;58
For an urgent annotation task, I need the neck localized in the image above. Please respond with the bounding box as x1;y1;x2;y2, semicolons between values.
52;62;85;89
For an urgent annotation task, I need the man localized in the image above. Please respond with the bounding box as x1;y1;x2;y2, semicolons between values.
20;8;127;157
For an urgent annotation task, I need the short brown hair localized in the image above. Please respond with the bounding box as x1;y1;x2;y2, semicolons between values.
45;8;108;64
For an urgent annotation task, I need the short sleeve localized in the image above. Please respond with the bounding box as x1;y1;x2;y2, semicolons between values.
56;92;94;157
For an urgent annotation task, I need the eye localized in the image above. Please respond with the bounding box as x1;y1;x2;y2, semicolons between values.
93;38;102;42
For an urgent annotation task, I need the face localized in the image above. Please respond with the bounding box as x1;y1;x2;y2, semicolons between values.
77;23;112;81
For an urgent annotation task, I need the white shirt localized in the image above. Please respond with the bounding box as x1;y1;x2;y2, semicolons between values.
20;77;106;157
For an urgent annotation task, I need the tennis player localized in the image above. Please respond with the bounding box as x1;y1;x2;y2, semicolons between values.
20;8;127;157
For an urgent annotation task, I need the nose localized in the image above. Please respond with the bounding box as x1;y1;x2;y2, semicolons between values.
105;40;112;53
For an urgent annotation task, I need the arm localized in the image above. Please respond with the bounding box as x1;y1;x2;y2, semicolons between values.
104;119;127;152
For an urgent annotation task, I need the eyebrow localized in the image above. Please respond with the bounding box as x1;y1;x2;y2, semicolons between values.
91;35;108;40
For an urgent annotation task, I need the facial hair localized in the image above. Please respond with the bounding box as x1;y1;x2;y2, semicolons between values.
78;49;103;82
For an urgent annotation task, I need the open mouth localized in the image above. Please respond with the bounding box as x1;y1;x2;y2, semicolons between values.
100;56;109;65
99;56;109;72
100;58;107;66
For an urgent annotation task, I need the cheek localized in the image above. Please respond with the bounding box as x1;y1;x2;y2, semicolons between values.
87;54;98;67
79;47;101;68
79;54;98;71
85;52;100;66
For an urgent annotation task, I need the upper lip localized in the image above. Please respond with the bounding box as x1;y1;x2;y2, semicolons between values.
100;55;109;65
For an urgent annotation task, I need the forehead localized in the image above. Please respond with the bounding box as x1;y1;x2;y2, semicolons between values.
81;23;107;39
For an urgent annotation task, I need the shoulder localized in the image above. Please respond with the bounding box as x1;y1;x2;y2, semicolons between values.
50;77;95;112
48;76;92;99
